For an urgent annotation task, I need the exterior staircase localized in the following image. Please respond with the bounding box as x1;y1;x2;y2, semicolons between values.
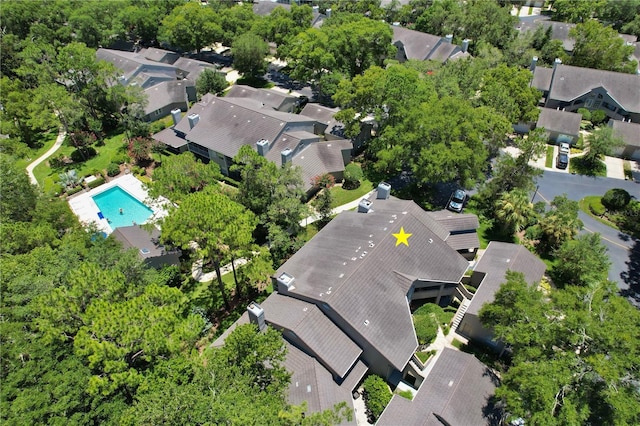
451;297;471;331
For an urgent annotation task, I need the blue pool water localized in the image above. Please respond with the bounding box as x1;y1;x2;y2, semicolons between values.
92;186;153;229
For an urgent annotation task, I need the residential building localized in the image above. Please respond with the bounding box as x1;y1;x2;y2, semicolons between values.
299;103;372;152
226;85;298;112
391;25;470;63
377;348;499;426
215;185;480;418
457;241;546;349
111;225;181;269
535;107;582;145
531;60;640;123
96;48;177;89
152;94;352;191
610;120;640;160
426;209;480;261
142;80;190;122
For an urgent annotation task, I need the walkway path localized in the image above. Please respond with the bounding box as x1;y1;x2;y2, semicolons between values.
25;126;66;186
300;188;378;227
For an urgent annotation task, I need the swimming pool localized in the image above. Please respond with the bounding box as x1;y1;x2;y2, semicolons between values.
92;186;154;229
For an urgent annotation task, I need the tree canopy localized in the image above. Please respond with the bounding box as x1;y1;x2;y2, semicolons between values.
569;20;638;74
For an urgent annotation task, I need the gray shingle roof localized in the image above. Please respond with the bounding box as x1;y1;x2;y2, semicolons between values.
428;42;458;62
611;120;640;147
392;26;443;61
284;342;357;425
252;0;290;16
427;210;479;233
536;107;582;136
466;242;546;316
377;348;499;426
276;197;469;370
173;57;217;81
141;47;180;64
143;81;188;115
291;140;350;189
96;48;177;83
111;225;177;259
171;96;315;159
153;126;187;148
261;293;362;379
549;64;640;113
518;19;576;51
300;103;346;137
532;67;554;92
226;85;296;111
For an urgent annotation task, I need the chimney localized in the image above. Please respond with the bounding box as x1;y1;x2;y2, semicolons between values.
462;39;470;53
445;34;453;44
281;148;293;165
171;109;182;126
553;57;562;70
325;8;331;17
247;302;266;332
392;22;401;26
312;5;319;12
377;182;391;200
187;113;200;129
256;139;270;156
530;56;538;72
276;272;295;293
358;198;373;213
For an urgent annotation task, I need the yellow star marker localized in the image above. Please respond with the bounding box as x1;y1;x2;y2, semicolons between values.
392;227;412;247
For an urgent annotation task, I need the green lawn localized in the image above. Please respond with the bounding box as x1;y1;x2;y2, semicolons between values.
34;132;128;192
330;180;374;208
545;145;554;168
15;131;59;170
569;156;606;177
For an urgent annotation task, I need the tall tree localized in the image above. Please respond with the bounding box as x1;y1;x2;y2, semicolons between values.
148;152;222;203
195;68;228;97
538;195;583;251
232;33;269;78
480;276;640;425
312;174;335;229
161;188;257;311
0;155;37;223
477;64;541;124
159;2;222;55
414;0;464;37
583;126;625;168
569;20;637;73
553;233;611;287
553;0;606;23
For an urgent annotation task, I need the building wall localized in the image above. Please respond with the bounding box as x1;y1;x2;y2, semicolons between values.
546;87;637;123
457;313;505;353
145;252;181;269
143;101;188;123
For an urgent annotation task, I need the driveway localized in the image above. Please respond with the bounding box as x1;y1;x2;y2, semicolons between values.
533;171;640;295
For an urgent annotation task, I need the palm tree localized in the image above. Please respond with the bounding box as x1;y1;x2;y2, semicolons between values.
494;189;534;235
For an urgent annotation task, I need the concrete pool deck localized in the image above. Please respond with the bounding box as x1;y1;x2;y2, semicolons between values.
68;174;172;234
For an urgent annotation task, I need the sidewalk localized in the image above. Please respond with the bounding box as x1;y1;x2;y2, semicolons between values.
25;126;66;186
300;188;378;227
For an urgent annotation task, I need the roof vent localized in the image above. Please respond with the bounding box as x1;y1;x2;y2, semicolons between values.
358;198;373;213
377;182;391;199
187;113;200;129
140;248;150;255
256;139;270;157
281;148;293;165
276;272;295;292
247;302;266;331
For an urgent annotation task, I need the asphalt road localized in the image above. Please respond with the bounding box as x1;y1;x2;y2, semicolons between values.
533;170;640;298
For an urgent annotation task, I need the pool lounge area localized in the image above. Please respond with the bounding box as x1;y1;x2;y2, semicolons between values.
68;174;172;234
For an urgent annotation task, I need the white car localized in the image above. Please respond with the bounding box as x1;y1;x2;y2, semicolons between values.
559;143;570;154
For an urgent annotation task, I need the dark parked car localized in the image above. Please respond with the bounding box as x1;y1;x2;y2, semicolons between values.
556;153;569;169
447;189;467;213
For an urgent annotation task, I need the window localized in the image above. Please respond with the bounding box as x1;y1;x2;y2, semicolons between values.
153;109;163;116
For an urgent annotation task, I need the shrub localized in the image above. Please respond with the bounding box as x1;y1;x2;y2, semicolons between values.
577;108;591;121
602;188;631;211
149;121;168;134
623;161;633;180
590;109;606;125
66;185;84;196
588;197;606;216
414;303;451;325
413;314;438;345
525;224;542;240
343;163;364;190
106;163;120;177
362;375;392;419
396;389;413;400
70;146;97;162
87;177;105;189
